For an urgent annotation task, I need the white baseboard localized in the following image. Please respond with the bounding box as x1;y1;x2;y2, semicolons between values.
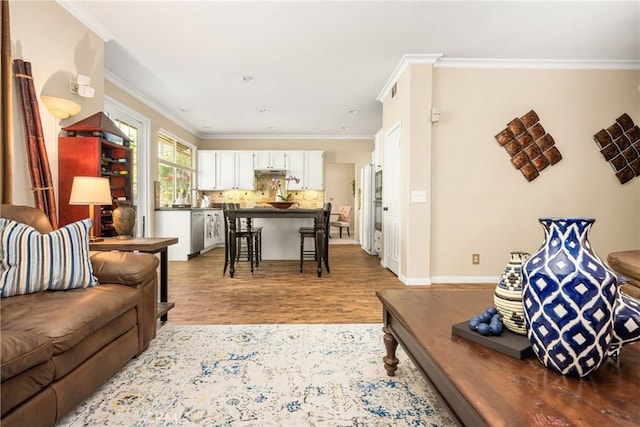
430;276;499;284
394;274;499;286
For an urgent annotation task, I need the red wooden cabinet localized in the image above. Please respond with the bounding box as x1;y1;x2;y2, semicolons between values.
58;136;132;237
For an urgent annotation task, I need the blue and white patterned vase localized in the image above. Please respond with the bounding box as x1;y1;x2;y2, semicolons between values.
522;218;617;377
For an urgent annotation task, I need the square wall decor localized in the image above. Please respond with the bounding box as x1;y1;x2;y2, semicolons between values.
495;110;562;182
593;113;640;184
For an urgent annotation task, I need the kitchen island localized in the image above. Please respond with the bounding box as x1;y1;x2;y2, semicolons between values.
227;207;325;277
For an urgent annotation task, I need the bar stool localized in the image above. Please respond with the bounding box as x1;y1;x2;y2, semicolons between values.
222;203;261;275
299;202;331;273
232;203;262;266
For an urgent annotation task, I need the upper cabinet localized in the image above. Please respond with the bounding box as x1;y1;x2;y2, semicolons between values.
197;151;255;190
197;150;323;191
235;151;256;189
254;151;287;169
197;151;217;190
286;151;324;190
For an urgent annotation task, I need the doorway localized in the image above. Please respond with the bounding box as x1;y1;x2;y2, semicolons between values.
104;97;150;237
383;123;401;275
324;163;355;244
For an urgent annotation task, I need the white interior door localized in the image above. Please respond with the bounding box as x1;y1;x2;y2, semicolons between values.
105;97;150;237
383;123;401;275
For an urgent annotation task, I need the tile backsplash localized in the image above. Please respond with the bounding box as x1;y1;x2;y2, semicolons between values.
198;189;324;208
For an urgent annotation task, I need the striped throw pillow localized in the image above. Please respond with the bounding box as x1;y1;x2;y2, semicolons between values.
0;218;98;297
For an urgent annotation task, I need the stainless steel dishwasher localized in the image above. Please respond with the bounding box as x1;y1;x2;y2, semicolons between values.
190;211;205;255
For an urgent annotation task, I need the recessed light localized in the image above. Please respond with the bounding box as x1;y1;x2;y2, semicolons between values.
342;126;351;130
241;75;256;82
267;126;276;130
260;109;270;113
348;109;359;114
179;107;190;113
202;125;211;129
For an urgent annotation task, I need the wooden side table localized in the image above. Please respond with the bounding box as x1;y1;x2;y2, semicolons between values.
89;237;178;321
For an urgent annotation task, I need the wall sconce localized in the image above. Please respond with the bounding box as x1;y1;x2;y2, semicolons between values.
69;176;113;242
40;95;81;119
70;74;95;98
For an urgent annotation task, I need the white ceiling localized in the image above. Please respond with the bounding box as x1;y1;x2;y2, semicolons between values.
59;1;640;139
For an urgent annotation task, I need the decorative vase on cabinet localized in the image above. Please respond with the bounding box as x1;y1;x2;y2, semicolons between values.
521;217;617;377
494;251;530;335
113;200;135;239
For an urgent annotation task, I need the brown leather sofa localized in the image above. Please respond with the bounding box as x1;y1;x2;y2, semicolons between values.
0;205;159;426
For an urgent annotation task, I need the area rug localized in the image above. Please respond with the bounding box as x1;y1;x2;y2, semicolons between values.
57;324;455;426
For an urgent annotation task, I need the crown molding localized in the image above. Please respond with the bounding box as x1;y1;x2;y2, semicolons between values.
376;54;444;102
201;134;375;140
56;1;115;42
435;58;640;70
105;70;200;137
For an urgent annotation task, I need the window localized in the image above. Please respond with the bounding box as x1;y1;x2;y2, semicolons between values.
113;118;139;205
158;131;195;206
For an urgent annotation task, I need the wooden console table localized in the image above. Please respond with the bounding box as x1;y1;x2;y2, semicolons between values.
377;285;639;426
90;237;178;322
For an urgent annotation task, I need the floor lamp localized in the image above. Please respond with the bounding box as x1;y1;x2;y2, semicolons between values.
69;176;112;242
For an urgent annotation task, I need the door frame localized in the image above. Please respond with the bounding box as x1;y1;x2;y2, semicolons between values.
104;96;151;237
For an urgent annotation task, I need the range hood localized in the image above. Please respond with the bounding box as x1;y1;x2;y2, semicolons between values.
254;169;286;176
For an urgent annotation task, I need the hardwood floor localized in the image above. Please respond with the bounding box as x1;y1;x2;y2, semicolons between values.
166;244;410;325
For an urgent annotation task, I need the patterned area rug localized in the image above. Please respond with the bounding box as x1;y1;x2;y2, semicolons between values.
57;324;455;426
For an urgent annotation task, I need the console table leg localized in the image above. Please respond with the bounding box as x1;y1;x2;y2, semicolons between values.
382;326;399;376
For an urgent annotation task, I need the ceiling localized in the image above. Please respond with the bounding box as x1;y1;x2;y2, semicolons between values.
59;1;640;139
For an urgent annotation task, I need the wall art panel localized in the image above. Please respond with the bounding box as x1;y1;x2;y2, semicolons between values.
593;113;640;184
495;110;562;182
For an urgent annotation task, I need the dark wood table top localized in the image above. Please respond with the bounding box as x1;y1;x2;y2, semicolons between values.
377;285;640;426
227;207;323;219
89;236;178;253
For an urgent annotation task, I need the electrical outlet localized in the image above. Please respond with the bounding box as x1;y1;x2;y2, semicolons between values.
472;253;480;265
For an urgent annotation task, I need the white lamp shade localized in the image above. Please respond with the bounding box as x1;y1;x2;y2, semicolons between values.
69;177;113;205
41;96;81;119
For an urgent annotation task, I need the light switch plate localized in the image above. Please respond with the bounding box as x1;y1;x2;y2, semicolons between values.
411;190;427;203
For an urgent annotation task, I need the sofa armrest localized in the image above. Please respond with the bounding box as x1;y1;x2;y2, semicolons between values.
90;251;159;286
90;251;159;353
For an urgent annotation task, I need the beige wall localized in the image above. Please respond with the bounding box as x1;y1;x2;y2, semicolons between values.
381;64;435;283
430;67;640;281
200;138;373;165
10;1;104;207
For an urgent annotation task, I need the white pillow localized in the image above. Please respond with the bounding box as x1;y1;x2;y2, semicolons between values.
0;218;98;297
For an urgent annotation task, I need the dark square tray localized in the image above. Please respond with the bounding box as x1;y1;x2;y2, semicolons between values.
451;321;534;359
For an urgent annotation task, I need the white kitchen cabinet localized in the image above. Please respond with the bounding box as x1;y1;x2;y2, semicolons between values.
155;210;192;261
286;151;324;190
235;151;255;189
286;151;304;189
197;150;217;190
215;151;255;190
203;209;224;251
254;151;287;170
304;151;324;190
